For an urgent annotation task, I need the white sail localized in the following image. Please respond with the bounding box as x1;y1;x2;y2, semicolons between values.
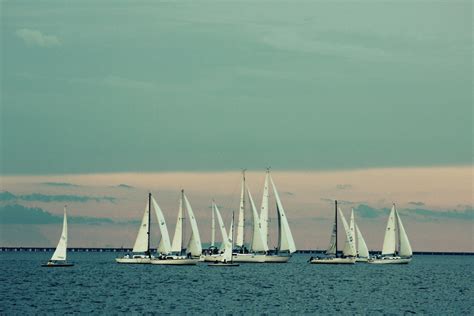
396;209;412;257
222;216;234;262
247;187;268;252
236;173;245;248
184;194;202;256
260;171;270;249
270;175;296;253
214;203;228;252
349;209;356;255
132;202;150;253
325;219;337;256
51;206;68;261
211;202;216;247
355;224;370;258
339;208;357;257
170;195;183;253
152;196;172;255
381;205;397;256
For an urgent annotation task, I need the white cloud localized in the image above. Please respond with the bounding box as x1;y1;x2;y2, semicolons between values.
16;28;61;47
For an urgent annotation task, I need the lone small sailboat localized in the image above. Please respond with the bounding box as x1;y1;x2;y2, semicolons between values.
310;201;356;264
349;209;370;262
151;190;200;265
369;204;412;264
208;212;239;267
42;206;74;267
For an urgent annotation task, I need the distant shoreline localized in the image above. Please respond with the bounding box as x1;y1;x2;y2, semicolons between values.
0;247;472;255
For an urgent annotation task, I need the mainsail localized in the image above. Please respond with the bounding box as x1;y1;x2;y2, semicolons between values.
170;194;184;254
184;193;202;256
339;208;357;257
325;219;337;256
152;196;172;255
247;187;268;252
349;209;356;255
222;214;234;262
236;171;246;248
396;208;412;257
214;203;228;252
211;202;216;247
51;206;68;261
260;170;270;249
355;224;370;258
381;205;397;256
270;175;296;253
132;202;150;253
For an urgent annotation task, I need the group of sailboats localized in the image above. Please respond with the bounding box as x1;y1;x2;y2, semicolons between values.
201;169;296;263
116;190;201;265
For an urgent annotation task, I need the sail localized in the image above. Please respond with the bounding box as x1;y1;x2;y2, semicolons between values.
396;209;412;257
339;208;357;257
214;203;228;252
184;194;202;256
222;216;234;262
325;219;337;256
260;171;270;248
170;196;183;253
236;174;245;248
381;205;397;256
132;202;150;253
151;197;172;255
270;175;296;253
355;224;370;258
211;202;215;247
349;209;356;255
51;206;68;261
247;187;268;252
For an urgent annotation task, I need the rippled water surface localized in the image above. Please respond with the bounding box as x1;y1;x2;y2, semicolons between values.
1;253;472;314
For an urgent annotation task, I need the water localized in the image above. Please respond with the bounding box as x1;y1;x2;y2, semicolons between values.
1;253;472;314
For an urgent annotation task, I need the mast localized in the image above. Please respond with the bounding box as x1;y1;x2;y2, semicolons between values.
276;203;281;253
242;169;246;247
335;200;338;258
394;203;400;256
211;201;215;247
181;189;185;256
147;192;151;258
231;211;235;263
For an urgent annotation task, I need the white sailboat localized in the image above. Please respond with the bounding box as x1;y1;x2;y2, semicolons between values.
349;209;370;262
116;193;171;263
310;201;356;264
208;212;239;267
151;190;200;265
201;202;230;262
42;206;73;267
369;204;412;264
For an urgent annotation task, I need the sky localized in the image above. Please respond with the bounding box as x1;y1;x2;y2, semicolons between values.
0;1;472;251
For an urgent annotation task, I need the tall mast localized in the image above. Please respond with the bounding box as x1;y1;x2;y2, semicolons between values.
242;169;246;246
181;189;185;256
147;192;151;258
335;200;338;258
394;203;399;256
211;201;215;247
231;211;235;263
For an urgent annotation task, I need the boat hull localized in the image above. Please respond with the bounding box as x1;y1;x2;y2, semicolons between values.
356;257;369;263
262;255;292;263
368;257;411;264
231;253;266;263
151;258;198;265
208;262;240;267
115;257;152;264
310;257;356;264
41;263;74;267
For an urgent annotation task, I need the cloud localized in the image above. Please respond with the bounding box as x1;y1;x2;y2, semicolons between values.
320;198;357;205
354;204;389;219
336;184;352;190
40;182;80;187
408;201;425;206
0;204;115;225
0;191;116;203
116;184;134;189
16;29;61;47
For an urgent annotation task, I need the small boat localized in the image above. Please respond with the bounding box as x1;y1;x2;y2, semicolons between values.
349;209;370;262
151;190;200;265
209;212;239;267
368;204;412;264
42;206;74;267
310;201;356;264
116;193;171;264
201;202;231;262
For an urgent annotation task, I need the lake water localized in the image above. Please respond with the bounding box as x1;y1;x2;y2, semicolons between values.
1;253;472;314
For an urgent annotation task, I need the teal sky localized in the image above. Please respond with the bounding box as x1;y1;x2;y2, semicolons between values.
1;0;472;174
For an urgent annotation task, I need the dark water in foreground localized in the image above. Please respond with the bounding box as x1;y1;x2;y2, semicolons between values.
1;253;472;314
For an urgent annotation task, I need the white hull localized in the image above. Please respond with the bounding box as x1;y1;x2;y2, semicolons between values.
201;254;224;262
115;255;153;264
310;257;356;264
232;253;267;263
368;257;411;264
151;258;198;265
262;254;292;263
356;257;369;263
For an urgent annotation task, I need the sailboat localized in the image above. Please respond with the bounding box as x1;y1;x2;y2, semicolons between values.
201;202;230;262
42;206;74;267
369;204;412;264
349;209;370;262
310;201;356;264
208;212;239;267
116;193;170;264
151;190;200;265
